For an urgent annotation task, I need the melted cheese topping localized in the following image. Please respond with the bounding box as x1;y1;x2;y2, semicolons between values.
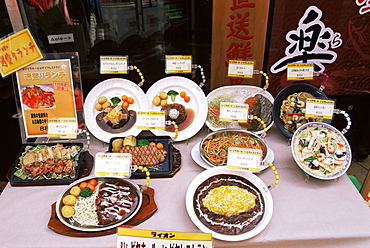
202;186;256;217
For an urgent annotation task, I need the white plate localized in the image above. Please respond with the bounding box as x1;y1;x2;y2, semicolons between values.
291;122;352;180
191;142;274;171
186;167;273;241
84;78;149;143
206;85;274;134
146;76;208;141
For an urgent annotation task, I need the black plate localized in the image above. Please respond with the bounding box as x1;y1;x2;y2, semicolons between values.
108;136;173;178
9;142;85;186
272;83;331;139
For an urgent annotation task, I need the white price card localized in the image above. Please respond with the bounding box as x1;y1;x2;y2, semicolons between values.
100;56;128;74
287;63;314;80
227;148;262;172
137;111;165;130
117;227;213;248
305;98;335;119
228;60;254;78
165;55;192;73
219;102;249;122
47;118;77;138
95;152;131;177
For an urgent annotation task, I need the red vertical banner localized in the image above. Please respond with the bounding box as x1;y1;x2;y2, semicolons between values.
211;0;270;90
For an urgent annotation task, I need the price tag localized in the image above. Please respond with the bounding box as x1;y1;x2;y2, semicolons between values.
165;55;192;73
95;152;131;177
227;148;262;172
137;111;165;130
219;102;249;122
117;227;212;248
305;98;335;119
228;60;254;78
47;118;77;138
100;56;128;74
287;63;314;80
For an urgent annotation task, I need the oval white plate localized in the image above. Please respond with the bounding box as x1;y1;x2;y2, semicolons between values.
186;167;273;241
84;78;149;143
206;85;274;134
191;142;274;171
146;76;207;141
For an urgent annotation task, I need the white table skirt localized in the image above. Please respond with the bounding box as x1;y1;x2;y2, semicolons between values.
1;125;369;248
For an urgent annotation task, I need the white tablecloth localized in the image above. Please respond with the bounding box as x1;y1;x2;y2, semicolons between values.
1;125;370;248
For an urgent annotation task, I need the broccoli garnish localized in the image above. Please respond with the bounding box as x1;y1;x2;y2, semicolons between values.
137;139;150;146
167;90;179;102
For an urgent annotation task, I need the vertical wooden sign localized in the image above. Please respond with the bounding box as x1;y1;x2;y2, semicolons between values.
211;0;270;90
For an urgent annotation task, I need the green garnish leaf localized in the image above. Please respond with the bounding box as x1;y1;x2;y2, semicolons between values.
110;97;121;106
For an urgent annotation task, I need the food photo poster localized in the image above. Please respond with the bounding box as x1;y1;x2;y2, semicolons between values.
16;59;77;138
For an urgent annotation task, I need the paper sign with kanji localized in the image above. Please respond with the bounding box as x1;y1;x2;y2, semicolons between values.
0;28;43;77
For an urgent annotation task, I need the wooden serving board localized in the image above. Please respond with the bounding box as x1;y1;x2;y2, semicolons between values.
48;186;157;237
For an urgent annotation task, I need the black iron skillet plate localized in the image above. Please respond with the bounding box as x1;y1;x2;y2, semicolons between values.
272;83;332;139
108;136;173;178
9;142;87;186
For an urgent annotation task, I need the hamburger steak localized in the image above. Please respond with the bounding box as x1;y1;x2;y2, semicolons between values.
161;103;187;124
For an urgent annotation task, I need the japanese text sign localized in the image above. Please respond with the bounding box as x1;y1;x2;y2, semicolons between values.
100;56;128;74
219;102;249;122
228;60;254;78
137;111;165;130
287;63;314;80
0;28;43;77
305;98;335;119
227;148;262;172
95;153;132;178
48;118;77;138
117;227;212;248
165;55;192;73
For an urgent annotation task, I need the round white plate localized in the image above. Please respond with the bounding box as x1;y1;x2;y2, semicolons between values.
84;78;149;143
186;167;273;241
191;142;274;171
206;85;274;134
291;122;352;180
145;76;207;141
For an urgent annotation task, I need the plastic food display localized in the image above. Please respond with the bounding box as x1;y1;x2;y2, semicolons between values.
291;122;352;180
145;76;208;141
84;78;150;143
272;83;331;139
186;167;273;241
206;85;274;134
56;176;142;232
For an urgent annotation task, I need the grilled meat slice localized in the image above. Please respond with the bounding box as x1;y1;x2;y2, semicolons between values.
118;144;168;166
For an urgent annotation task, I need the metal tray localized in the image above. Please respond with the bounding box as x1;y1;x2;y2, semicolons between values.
9;142;90;186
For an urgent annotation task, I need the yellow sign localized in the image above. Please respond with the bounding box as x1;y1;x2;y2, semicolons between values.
0;28;43;77
16;59;77;138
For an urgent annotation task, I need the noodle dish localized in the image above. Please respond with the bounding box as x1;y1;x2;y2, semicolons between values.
291;122;352;180
200;129;268;167
56;176;142;231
